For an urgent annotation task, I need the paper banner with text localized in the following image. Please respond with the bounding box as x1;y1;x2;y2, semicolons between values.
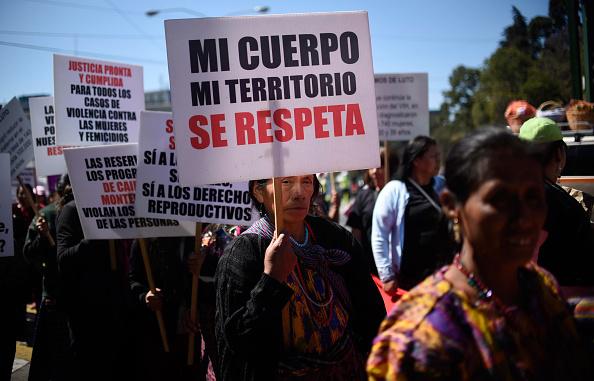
135;111;258;225
64;143;194;240
0;154;14;257
29;96;70;176
54;54;144;146
0;97;34;178
165;11;380;185
375;73;429;141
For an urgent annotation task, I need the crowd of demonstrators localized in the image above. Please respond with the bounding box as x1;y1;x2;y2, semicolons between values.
368;128;593;380
23;175;74;380
371;136;455;294
3;124;594;381
215;176;385;380
518;117;594;288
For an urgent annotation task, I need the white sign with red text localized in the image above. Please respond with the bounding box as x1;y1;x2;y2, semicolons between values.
135;111;258;225
375;73;429;141
165;12;380;185
29;96;70;176
0;97;34;178
54;54;144;146
0;154;14;257
64;143;194;240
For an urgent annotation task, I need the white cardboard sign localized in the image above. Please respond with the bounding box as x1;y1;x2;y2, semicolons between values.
135;111;258;225
0;97;34;178
53;54;145;146
29;96;70;176
64;143;194;240
165;12;380;186
0;154;14;257
375;73;429;141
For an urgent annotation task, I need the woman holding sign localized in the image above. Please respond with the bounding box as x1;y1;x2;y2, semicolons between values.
215;175;385;380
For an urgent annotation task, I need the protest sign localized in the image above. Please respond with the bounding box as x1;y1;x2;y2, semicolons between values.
165;12;380;186
29;96;70;176
64;143;194;240
135;111;258;225
0;154;14;257
53;54;144;146
0;97;34;178
375;73;429;140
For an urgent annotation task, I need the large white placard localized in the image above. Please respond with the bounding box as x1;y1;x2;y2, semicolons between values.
0;97;34;178
0;154;14;257
375;73;429;141
135;111;258;225
53;54;145;146
29;96;70;176
64;144;194;240
165;12;380;186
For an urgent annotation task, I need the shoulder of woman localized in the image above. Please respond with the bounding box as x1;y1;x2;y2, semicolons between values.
368;277;459;377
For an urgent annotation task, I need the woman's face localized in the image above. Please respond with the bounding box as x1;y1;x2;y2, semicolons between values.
368;166;385;189
414;144;440;178
254;175;315;224
458;155;546;266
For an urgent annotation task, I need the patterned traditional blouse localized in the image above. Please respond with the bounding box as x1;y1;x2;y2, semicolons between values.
367;264;592;381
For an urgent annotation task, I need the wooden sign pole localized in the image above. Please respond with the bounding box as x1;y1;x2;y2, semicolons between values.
187;222;203;365
138;238;170;353
108;240;117;271
383;141;390;185
273;178;283;237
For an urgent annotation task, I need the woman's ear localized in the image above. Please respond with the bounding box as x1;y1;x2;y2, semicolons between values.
439;189;458;219
555;145;566;172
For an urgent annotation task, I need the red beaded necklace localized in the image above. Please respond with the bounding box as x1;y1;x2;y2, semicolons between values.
452;254;508;311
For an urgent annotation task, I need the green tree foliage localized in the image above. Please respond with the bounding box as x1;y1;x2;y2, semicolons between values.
432;2;571;146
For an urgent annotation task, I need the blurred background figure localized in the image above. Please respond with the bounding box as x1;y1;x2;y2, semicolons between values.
519;117;594;288
504;100;536;133
23;174;74;381
346;148;398;277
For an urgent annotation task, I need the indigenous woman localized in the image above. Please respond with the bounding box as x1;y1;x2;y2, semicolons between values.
215;175;385;381
367;129;593;380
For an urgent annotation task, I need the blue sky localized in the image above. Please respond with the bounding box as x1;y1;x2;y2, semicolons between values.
0;0;549;109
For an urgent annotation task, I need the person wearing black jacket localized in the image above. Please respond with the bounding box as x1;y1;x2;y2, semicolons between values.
56;198;129;380
23;174;74;380
215;176;385;381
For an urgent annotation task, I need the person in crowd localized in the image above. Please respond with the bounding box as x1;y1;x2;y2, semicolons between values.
23;174;74;381
371;136;454;293
215;175;385;380
56;189;130;380
0;217;30;380
505;99;536;133
347;148;398;276
367;128;593;380
128;236;200;380
196;224;242;380
519;117;594;287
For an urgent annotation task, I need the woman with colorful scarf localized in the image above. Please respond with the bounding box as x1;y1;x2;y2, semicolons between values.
215;175;385;381
367;129;593;381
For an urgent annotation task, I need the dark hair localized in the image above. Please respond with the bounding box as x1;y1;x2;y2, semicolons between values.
526;140;566;167
401;135;437;179
248;175;321;217
56;174;70;197
445;128;531;203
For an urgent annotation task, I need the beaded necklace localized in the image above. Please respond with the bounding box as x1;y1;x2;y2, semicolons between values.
453;254;508;312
